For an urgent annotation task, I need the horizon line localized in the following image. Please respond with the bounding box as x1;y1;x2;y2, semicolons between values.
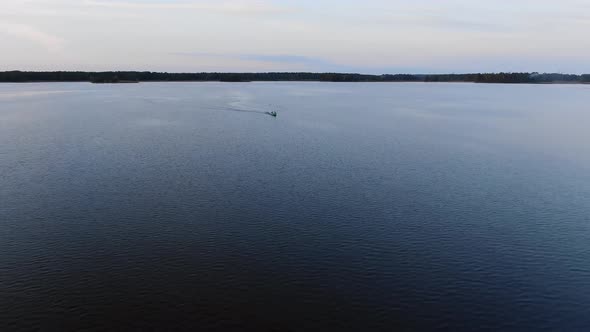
1;70;588;76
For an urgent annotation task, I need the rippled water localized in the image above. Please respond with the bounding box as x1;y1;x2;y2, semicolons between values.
1;82;590;331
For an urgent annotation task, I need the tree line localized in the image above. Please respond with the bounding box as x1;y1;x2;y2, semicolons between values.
0;71;588;83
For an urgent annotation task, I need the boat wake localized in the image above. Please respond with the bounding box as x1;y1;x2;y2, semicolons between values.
207;105;278;117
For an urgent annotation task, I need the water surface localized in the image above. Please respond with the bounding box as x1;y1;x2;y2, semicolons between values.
1;82;590;331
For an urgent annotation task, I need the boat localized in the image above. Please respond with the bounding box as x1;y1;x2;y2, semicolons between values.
265;111;277;117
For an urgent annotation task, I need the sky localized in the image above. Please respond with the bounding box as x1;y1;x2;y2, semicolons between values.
1;0;589;73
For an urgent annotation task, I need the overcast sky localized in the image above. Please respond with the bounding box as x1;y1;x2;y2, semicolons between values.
1;0;589;73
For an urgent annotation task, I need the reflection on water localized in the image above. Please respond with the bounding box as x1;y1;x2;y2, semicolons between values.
0;89;74;100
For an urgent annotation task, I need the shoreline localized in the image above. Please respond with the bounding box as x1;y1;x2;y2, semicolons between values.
1;72;588;85
1;80;588;85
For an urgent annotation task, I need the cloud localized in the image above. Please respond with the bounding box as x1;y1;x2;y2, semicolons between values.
175;52;330;64
171;52;339;70
83;0;293;15
237;54;328;64
169;52;410;73
0;22;65;52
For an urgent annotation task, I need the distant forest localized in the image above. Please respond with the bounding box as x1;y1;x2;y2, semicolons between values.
0;71;589;84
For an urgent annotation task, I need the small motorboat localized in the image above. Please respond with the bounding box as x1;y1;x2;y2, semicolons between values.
265;111;277;117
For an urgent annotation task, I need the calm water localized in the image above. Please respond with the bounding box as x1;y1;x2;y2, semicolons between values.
1;82;590;331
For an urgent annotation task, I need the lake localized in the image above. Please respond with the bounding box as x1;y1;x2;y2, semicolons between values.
1;82;590;331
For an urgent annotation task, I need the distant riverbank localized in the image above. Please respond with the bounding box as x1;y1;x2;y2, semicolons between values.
1;71;589;84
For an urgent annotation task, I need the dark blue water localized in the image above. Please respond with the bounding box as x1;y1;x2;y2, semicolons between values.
1;82;589;331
